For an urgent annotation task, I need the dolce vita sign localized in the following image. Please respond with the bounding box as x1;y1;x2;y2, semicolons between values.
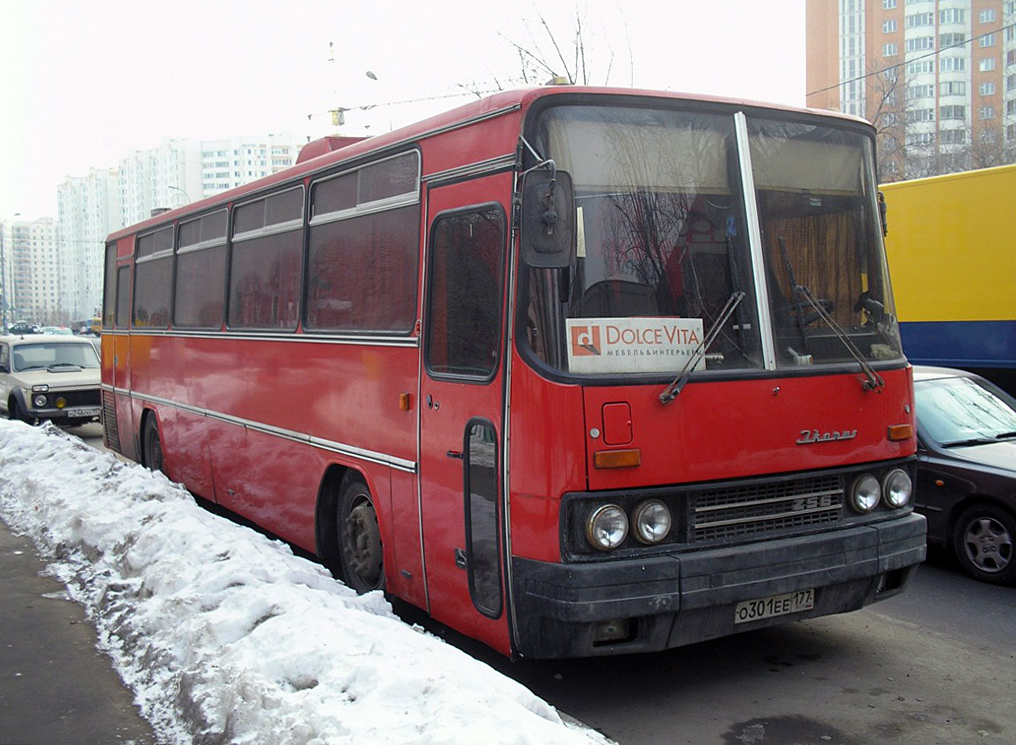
566;317;705;375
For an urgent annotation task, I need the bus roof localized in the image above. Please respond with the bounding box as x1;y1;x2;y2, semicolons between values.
107;86;867;242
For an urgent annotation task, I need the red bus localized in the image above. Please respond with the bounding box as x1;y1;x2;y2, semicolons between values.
101;87;925;658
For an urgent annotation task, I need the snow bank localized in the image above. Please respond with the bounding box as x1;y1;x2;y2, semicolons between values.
0;420;611;745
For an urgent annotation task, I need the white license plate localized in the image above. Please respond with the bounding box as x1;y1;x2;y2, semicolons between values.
734;589;814;624
64;407;101;417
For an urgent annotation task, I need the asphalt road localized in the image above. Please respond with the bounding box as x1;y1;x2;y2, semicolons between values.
416;546;1016;745
71;421;1016;744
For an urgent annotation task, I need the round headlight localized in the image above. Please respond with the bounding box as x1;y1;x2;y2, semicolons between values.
850;474;881;513
586;504;628;551
33;394;48;408
882;469;912;508
633;500;672;544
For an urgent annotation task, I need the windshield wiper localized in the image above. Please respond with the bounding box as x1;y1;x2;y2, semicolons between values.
943;437;1001;448
793;282;885;392
777;237;884;394
660;291;745;404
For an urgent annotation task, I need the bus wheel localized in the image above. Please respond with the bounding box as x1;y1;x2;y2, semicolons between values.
142;415;166;474
337;474;385;593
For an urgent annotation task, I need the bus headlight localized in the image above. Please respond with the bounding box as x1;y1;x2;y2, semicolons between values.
882;469;912;508
850;474;881;513
586;504;628;551
633;500;672;544
33;394;48;408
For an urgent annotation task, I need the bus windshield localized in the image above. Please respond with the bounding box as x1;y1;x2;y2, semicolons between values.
520;104;904;377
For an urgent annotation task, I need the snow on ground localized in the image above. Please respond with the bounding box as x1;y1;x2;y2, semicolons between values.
0;420;612;745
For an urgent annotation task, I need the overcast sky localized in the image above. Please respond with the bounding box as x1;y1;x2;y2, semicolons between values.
0;0;806;220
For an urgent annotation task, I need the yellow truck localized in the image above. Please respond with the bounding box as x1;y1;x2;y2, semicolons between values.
881;164;1016;388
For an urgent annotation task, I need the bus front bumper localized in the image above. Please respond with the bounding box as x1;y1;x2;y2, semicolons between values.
510;512;926;659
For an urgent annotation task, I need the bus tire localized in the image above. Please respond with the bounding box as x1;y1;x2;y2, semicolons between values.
952;503;1016;586
336;473;385;594
142;414;166;475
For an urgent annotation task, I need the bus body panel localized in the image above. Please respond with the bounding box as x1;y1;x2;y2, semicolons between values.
582;368;915;492
505;359;587;563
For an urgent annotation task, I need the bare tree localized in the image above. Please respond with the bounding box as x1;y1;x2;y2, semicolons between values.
866;62;907;182
497;8;631;87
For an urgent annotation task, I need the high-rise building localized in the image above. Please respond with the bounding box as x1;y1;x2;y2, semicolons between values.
806;0;1016;180
57;168;120;320
0;217;64;325
55;133;307;321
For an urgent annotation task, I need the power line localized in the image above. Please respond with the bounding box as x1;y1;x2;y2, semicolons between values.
807;21;1016;98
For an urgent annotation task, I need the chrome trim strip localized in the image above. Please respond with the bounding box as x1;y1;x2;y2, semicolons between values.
416;191;431;612
424;155;518;186
177;238;227;255
308;193;420;228
114;329;419;347
136;249;174;263
735;111;777;370
127;390;417;473
232;218;303;242
695;506;841;530
503;170;521;653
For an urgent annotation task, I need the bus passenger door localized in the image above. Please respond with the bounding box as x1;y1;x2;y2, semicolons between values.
419;176;512;655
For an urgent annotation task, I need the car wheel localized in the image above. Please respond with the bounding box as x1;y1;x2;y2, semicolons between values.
336;474;385;594
8;398;37;425
952;504;1016;586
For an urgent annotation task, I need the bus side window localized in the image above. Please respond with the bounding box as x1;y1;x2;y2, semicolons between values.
426;207;506;378
464;419;502;618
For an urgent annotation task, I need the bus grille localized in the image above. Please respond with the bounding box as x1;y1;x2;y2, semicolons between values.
690;475;843;542
101;390;120;453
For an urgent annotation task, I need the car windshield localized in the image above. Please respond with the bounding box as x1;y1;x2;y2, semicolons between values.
519;103;904;378
11;342;100;372
915;376;1016;446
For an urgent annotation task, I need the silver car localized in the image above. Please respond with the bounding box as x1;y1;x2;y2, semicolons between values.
0;335;102;426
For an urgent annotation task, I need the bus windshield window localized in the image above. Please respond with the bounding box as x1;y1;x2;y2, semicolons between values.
522;105;763;376
520;105;904;377
747;118;904;368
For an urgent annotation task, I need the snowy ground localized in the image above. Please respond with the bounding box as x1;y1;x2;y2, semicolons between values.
0;420;612;745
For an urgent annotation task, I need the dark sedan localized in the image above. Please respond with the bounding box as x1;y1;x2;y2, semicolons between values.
914;366;1016;585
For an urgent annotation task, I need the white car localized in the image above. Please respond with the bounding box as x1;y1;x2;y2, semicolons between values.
0;335;102;426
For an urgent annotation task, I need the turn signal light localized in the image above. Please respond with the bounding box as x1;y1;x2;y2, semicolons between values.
594;449;641;469
887;424;913;441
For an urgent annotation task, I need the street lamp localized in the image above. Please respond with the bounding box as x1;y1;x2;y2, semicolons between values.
167;185;190;206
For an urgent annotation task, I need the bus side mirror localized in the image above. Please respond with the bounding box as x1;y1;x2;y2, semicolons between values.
878;191;888;237
521;169;575;268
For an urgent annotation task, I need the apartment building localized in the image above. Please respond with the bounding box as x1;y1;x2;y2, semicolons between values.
54;133;307;321
806;0;1016;180
57;168;120;320
0;217;64;325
